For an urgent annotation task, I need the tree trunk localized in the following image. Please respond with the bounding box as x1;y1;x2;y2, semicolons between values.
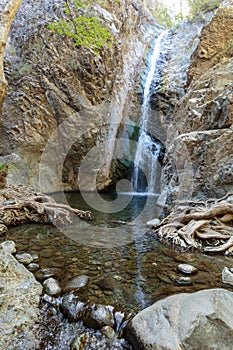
0;0;22;116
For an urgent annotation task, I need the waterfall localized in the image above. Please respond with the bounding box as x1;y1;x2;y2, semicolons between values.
132;30;170;194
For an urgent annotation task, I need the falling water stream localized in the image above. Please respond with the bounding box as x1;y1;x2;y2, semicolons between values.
132;30;170;193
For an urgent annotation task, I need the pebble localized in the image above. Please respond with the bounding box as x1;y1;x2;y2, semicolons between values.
1;240;16;254
15;253;33;265
178;264;198;275
71;258;78;262
35;268;59;282
96;278;114;291
27;263;40;272
176;277;192;286
31;253;39;262
113;275;122;281
64;275;89;293
222;267;233;287
43;278;61;297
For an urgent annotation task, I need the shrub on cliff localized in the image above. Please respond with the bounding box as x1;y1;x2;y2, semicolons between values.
48;0;116;52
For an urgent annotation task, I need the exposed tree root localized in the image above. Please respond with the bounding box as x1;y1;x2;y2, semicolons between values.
155;193;233;255
0;185;92;231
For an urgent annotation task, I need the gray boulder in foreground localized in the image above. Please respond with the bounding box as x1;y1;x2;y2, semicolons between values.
126;289;233;350
0;250;42;350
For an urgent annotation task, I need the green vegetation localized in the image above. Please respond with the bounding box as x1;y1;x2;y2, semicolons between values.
0;162;15;175
187;0;221;20
48;0;115;52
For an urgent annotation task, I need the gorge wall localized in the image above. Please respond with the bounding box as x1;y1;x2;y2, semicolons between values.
1;0;161;192
161;0;233;204
1;0;232;203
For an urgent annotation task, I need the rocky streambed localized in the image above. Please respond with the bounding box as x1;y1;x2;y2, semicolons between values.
1;192;233;349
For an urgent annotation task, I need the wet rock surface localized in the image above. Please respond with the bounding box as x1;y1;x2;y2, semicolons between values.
43;277;61;297
83;304;115;330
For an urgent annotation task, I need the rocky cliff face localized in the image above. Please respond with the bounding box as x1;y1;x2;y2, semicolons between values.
1;0;161;192
161;1;233;204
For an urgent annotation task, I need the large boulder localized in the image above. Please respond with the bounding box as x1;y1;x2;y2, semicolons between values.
0;249;42;350
126;288;233;350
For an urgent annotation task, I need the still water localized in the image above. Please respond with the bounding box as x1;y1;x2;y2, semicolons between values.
4;192;233;314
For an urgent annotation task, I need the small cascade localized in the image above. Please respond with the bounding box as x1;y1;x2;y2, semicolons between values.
132;30;170;194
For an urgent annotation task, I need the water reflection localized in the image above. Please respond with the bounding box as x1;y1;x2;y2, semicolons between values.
3;192;232;314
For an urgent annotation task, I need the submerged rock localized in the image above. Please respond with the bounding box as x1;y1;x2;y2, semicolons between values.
64;275;89;293
126;288;233;350
27;262;40;272
178;263;198;275
176;276;192;286
15;252;33;265
35;267;60;282
43;277;61;297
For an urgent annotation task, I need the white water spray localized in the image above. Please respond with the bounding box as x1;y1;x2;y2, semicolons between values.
132;30;169;193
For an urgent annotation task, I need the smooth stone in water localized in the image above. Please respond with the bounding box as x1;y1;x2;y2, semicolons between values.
27;263;40;272
64;275;89;293
31;253;39;262
15;253;33;265
146;218;161;228
43;278;61;297
1;241;16;254
96;278;114;291
178;263;197;275
34;268;59;282
222;267;233;287
83;304;115;329
176;277;192;286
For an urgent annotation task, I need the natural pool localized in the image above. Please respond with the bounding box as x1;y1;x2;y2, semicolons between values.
2;192;233;349
3;192;233;312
